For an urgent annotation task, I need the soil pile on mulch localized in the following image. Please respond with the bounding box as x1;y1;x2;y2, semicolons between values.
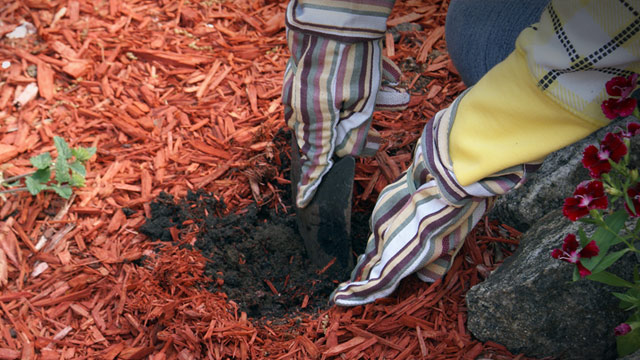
139;190;355;319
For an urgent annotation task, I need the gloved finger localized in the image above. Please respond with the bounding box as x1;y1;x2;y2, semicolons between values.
335;55;407;158
375;56;410;111
382;55;403;86
283;30;348;208
375;85;410;111
331;39;386;158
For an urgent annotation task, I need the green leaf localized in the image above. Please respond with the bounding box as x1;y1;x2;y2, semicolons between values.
617;327;640;357
626;199;638;217
54;136;72;160
587;270;634;288
577;217;598;225
634;265;640;283
69;173;85;187
577;228;589;247
52;185;72;199
620;289;640;310
25;176;45;195
30;152;52;170
613;292;640;304
602;210;629;245
55;159;71;183
30;168;51;184
72;146;96;162
69;161;86;177
582;210;629;269
592;248;631;274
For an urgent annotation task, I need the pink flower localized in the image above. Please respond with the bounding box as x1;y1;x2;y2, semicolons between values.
625;183;640;217
602;74;639;119
562;180;608;221
551;234;599;278
615;323;632;336
581;133;628;178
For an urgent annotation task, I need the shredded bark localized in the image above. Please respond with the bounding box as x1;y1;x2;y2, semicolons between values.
0;0;539;358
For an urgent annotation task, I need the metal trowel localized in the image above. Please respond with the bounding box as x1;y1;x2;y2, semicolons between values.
290;135;355;270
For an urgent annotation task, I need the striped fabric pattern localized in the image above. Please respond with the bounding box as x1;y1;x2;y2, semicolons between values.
282;29;409;208
286;0;396;43
330;99;541;306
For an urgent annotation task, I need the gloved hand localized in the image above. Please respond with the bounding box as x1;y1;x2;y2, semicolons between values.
282;28;410;209
329;105;539;306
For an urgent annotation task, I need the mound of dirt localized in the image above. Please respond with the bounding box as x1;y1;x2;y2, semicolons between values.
139;190;371;320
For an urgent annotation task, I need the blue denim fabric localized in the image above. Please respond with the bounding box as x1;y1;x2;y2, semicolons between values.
445;0;550;86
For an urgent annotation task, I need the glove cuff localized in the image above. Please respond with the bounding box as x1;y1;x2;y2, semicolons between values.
285;0;395;43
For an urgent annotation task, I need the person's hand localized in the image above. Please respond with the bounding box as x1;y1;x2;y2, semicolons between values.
282;29;410;208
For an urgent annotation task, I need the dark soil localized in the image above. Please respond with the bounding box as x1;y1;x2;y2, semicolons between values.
139;126;370;321
139;191;370;320
138;129;373;320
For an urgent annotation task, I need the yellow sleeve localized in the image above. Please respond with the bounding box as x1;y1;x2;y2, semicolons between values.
449;49;607;186
448;0;640;186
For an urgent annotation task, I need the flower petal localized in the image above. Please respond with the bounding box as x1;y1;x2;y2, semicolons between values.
615;323;632;336
585;180;605;197
562;233;579;253
581;145;610;178
562;197;589;221
628;122;640;137
601;98;621;119
551;248;563;259
590;195;608;210
576;261;592;278
625;184;640;217
617;98;638;118
581;145;599;168
602;133;627;162
579;240;600;258
605;76;629;97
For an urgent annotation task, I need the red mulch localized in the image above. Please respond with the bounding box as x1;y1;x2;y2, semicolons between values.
0;0;536;359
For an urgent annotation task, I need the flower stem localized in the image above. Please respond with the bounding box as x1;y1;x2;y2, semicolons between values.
601;223;639;253
0;187;29;195
1;171;36;185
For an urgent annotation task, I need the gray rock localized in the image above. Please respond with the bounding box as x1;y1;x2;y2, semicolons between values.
466;209;635;360
490;116;639;231
620;349;640;360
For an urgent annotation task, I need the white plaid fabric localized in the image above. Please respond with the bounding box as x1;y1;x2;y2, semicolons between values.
518;0;640;122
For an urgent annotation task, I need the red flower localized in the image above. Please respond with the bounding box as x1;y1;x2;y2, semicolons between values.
625;183;640;217
602;74;639;119
606;74;638;98
551;234;599;278
581;133;627;178
620;122;640;138
563;180;608;221
615;323;632;336
602;98;637;119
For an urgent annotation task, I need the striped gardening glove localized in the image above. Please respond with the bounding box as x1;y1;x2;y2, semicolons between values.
330;103;541;306
282;28;410;209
